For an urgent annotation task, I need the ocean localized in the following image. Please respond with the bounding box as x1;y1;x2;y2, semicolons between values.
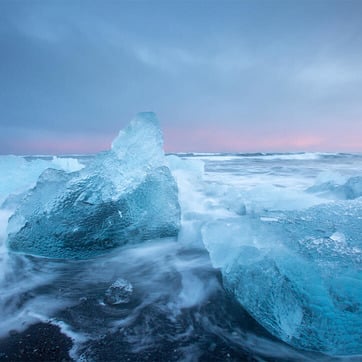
0;125;362;361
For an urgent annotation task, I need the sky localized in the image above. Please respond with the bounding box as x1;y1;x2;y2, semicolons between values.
1;0;362;154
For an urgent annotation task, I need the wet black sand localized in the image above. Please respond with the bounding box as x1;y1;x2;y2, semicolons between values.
0;323;72;361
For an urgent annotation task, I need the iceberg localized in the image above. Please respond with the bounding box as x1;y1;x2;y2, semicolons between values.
6;113;181;259
202;201;362;355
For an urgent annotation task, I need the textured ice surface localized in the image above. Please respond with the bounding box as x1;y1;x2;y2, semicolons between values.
202;200;362;355
0;155;84;206
7;113;180;259
307;175;362;200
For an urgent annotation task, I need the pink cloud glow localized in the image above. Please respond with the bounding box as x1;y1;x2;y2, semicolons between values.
6;124;362;155
163;126;362;153
12;134;115;155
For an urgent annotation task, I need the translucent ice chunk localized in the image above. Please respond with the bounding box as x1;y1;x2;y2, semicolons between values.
0;155;84;206
202;201;362;355
7;113;181;259
104;279;133;305
307;175;362;200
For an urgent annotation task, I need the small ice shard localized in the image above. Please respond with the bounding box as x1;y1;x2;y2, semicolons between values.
104;279;133;305
6;112;181;259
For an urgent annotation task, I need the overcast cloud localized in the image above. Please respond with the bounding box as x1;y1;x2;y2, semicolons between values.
1;0;362;153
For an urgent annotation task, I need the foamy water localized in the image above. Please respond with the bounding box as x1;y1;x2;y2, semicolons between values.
1;152;362;361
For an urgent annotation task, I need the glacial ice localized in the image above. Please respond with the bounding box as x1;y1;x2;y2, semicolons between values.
307;175;362;200
0;155;84;206
202;201;362;355
6;113;181;259
104;278;133;305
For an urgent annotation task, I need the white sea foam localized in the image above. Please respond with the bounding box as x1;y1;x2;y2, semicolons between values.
1;151;362;358
257;152;324;160
51;156;85;172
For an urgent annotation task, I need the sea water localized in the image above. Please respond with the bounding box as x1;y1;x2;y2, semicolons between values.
0;151;362;361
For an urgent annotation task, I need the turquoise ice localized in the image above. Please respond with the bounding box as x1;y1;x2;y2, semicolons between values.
6;113;180;259
202;201;362;355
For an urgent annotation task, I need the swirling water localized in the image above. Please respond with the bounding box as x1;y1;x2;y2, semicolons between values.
0;152;362;361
